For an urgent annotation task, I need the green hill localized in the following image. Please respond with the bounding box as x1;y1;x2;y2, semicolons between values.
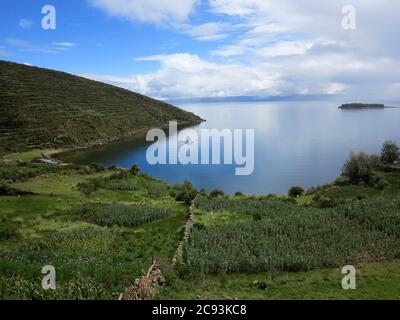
0;60;202;154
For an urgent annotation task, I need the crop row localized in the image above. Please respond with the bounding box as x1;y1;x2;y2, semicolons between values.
73;203;170;227
195;196;301;217
185;197;400;274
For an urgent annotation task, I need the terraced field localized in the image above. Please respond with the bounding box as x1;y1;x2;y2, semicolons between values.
1;155;400;300
185;196;400;274
0;60;202;154
0;162;188;299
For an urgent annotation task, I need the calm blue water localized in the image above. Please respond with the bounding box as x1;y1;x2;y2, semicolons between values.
61;101;400;195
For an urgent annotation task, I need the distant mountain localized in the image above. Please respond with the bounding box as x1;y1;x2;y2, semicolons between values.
166;94;336;104
0;60;203;154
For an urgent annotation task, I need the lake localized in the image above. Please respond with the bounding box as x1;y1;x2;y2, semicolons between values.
60;101;400;195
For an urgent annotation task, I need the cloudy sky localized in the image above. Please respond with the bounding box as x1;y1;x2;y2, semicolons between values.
1;0;400;101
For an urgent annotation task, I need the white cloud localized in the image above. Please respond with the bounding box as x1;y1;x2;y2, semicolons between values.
84;53;281;99
53;42;76;48
4;38;77;54
19;19;34;29
88;0;199;25
183;22;240;42
83;0;400;100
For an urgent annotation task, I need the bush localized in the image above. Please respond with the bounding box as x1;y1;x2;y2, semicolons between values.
199;188;208;196
381;140;400;164
130;165;140;176
342;152;379;183
288;186;304;198
109;170;130;180
175;189;198;205
88;163;105;172
148;184;168;198
209;189;225;198
334;176;351;186
234;192;245;197
77;181;100;196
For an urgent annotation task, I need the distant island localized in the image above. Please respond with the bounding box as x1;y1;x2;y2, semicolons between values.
339;103;385;109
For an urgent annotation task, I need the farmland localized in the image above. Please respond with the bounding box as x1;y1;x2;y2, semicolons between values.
1;151;400;300
0;160;188;299
185;196;400;274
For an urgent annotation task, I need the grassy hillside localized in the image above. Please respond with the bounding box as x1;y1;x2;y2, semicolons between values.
1;158;399;299
0;60;202;154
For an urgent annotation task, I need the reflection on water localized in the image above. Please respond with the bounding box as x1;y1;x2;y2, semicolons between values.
60;101;400;195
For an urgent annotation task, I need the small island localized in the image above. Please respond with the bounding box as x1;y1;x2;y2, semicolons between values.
339;103;385;109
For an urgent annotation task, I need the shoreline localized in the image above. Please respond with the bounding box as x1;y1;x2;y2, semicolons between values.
52;119;206;161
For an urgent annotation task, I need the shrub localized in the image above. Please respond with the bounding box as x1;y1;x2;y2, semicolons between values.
148;184;168;198
199;188;208;196
171;180;198;204
88;163;105;172
375;178;389;190
77;181;100;196
130;165;140;176
288;186;304;198
109;170;130;180
234;192;245;197
342;152;379;183
334;176;351;186
209;189;225;198
175;189;198;205
381;140;400;164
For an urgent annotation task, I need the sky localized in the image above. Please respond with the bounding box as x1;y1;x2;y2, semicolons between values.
1;0;400;101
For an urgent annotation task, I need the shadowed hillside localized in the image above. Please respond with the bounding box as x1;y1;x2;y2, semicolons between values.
0;60;202;154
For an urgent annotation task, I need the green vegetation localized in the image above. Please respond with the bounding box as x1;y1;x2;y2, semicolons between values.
157;260;400;300
381;140;400;164
184;197;400;274
342;152;379;183
1;141;400;300
0;60;202;154
0;159;188;300
73;203;170;228
288;186;305;198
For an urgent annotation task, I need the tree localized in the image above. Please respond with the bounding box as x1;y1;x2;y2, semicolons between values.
130;164;140;176
209;189;225;198
381;140;400;164
288;186;304;198
342;152;379;183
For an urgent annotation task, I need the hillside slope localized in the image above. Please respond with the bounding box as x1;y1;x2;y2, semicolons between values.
0;60;202;154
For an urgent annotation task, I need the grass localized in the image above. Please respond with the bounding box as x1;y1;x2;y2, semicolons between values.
0;60;202;154
185;204;400;274
0;161;188;299
194;209;253;228
1;154;400;300
157;259;400;300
